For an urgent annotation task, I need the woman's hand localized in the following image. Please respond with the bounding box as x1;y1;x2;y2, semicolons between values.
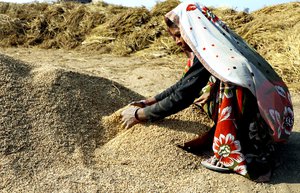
129;97;157;107
129;100;147;108
195;92;211;106
121;107;147;129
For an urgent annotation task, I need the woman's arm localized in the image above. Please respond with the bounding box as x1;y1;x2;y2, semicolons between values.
143;58;210;121
121;57;211;128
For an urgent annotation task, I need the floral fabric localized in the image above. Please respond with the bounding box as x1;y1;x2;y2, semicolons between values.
197;80;275;179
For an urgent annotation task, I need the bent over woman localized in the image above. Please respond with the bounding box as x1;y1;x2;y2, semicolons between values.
120;1;294;182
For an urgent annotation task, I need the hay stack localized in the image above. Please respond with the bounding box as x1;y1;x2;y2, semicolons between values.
0;2;49;46
210;8;253;29
0;1;299;88
0;2;107;49
0;2;48;21
27;3;106;49
83;7;151;55
110;14;162;55
142;0;181;55
235;2;300;87
0;14;27;46
150;0;180;17
82;0;181;55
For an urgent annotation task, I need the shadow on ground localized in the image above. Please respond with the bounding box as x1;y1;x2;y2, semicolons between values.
271;131;300;183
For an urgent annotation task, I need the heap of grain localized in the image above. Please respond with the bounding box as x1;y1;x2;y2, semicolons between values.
0;53;213;191
0;53;136;190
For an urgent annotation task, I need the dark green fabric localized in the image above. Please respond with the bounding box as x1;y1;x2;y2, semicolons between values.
144;57;210;121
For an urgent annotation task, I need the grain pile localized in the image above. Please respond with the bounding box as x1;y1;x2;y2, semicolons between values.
0;53;214;191
0;53;136;191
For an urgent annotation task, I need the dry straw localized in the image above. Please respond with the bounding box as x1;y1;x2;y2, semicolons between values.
0;1;299;88
235;2;300;87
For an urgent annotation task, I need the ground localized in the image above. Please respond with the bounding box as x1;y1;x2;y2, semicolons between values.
0;47;299;192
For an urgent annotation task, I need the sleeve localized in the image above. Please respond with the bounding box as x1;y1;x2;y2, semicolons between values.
154;78;183;102
144;57;210;121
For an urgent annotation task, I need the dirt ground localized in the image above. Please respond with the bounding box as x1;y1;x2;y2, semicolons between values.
0;47;299;192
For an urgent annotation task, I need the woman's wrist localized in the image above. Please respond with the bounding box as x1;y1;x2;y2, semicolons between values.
134;108;141;121
144;97;157;106
134;108;147;122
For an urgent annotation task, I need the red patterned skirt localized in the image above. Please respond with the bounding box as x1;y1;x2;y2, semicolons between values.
197;77;276;180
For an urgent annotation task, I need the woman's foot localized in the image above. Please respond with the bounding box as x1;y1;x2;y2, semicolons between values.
179;126;215;153
254;170;272;183
201;156;230;172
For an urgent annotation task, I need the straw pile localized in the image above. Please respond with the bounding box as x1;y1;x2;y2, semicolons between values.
0;14;27;46
83;7;152;55
82;0;180;55
1;1;298;78
235;3;300;86
0;2;107;48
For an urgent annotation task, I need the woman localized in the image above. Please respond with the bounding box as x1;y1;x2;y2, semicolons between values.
121;1;294;182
